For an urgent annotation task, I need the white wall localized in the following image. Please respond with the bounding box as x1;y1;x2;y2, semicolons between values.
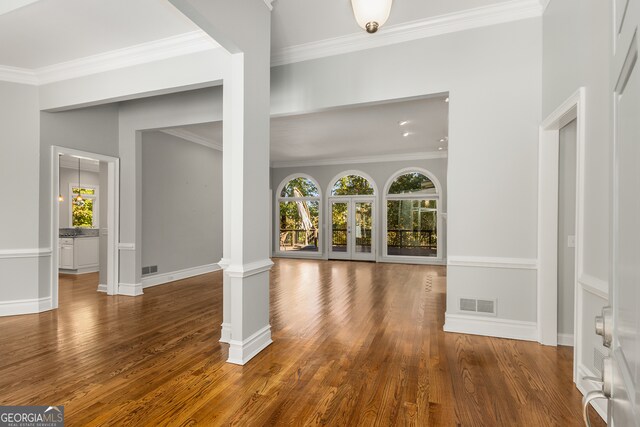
271;157;448;261
58;167;100;228
0;81;41;306
271;19;542;327
141;130;222;276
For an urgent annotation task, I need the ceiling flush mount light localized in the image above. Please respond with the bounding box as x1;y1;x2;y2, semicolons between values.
402;131;410;137
351;0;393;34
398;120;409;126
445;97;450;103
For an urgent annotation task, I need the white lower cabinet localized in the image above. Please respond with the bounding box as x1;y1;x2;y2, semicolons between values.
58;237;99;273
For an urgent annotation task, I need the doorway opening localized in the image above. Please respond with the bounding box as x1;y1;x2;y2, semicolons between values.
51;147;120;308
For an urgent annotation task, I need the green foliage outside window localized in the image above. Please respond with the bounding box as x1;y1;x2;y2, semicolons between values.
331;175;374;196
71;187;95;228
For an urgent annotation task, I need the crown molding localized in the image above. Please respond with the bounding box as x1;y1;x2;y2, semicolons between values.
160;128;222;151
0;0;40;16
271;0;543;66
271;151;447;169
0;30;220;86
540;0;551;13
263;0;274;11
0;65;38;85
37;30;220;85
59;157;100;173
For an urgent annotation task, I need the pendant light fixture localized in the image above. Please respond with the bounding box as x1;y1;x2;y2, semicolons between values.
75;158;84;207
351;0;393;34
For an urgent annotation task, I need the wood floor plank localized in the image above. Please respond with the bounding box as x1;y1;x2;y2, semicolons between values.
0;260;604;426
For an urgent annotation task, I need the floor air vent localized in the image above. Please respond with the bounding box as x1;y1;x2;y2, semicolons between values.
459;297;497;315
593;348;606;377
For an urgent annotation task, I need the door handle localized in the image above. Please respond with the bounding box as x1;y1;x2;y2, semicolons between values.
582;390;607;427
595;306;612;348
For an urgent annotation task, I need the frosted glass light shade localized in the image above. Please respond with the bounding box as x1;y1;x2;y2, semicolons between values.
351;0;393;33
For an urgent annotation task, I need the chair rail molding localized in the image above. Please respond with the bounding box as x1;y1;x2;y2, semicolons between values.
447;256;538;270
0;248;52;259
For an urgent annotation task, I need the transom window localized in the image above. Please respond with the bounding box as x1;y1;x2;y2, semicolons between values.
386;171;438;258
331;174;374;196
277;176;320;254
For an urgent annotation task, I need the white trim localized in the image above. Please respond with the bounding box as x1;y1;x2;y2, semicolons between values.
273;252;324;260
52;146;120;308
443;313;538;341
97;284;107;293
0;248;52;259
0;297;52;317
578;274;609;300
219;323;232;343
59;157;100;172
160;128;222;151
262;0;274;11
540;0;552;13
271;151;447;169
447;256;537;269
37;31;220;85
576;363;608;422
537;88;585;352
226;259;274;278
118;283;143;296
270;0;543;66
557;333;574;346
0;0;41;17
227;325;273;365
0;65;38;85
141;263;222;288
59;266;99;275
118;243;135;251
379;256;446;266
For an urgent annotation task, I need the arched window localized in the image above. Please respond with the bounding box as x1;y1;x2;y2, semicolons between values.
276;175;321;255
385;170;440;258
331;174;375;196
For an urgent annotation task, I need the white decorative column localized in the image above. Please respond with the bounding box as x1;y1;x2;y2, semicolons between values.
169;0;273;365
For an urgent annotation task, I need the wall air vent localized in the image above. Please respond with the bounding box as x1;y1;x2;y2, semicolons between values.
459;297;497;316
142;265;158;275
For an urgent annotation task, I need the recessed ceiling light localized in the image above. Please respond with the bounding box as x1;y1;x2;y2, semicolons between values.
438;147;444;150
398;120;409;126
402;132;410;137
439;138;445;142
444;97;449;103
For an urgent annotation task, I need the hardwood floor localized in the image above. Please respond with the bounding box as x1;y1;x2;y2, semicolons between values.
0;260;604;426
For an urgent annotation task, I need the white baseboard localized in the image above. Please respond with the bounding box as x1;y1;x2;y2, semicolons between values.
118;283;143;296
378;256;446;266
576;364;607;422
557;332;574;346
444;313;537;341
141;263;221;289
59;266;99;275
227;325;272;365
97;284;107;293
220;322;232;343
0;297;52;317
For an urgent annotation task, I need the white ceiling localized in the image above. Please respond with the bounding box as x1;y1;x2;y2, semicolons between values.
0;0;198;69
0;0;517;70
165;95;449;164
59;154;100;172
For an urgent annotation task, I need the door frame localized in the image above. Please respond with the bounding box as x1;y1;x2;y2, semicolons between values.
538;88;585;349
51;146;120;307
328;196;376;261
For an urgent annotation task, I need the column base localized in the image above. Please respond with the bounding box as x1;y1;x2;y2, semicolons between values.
220;322;232;343
118;283;143;296
227;325;272;365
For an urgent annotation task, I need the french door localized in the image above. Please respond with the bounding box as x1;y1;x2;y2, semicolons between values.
329;197;375;261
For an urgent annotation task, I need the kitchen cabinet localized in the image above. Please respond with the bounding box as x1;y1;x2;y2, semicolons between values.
58;237;99;273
